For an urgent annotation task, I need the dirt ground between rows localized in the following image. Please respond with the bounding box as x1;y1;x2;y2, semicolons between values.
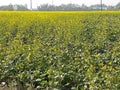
0;86;10;90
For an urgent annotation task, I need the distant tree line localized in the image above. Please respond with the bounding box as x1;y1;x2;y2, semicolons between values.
37;3;120;11
0;2;120;11
0;4;28;11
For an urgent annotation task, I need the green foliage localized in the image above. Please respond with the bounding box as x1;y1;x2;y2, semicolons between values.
0;11;120;90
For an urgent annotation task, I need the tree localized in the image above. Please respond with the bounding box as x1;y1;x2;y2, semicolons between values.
13;4;28;11
116;2;120;10
107;5;115;10
0;4;14;10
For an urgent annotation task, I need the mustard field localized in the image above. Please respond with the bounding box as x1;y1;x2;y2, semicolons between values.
0;11;120;90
